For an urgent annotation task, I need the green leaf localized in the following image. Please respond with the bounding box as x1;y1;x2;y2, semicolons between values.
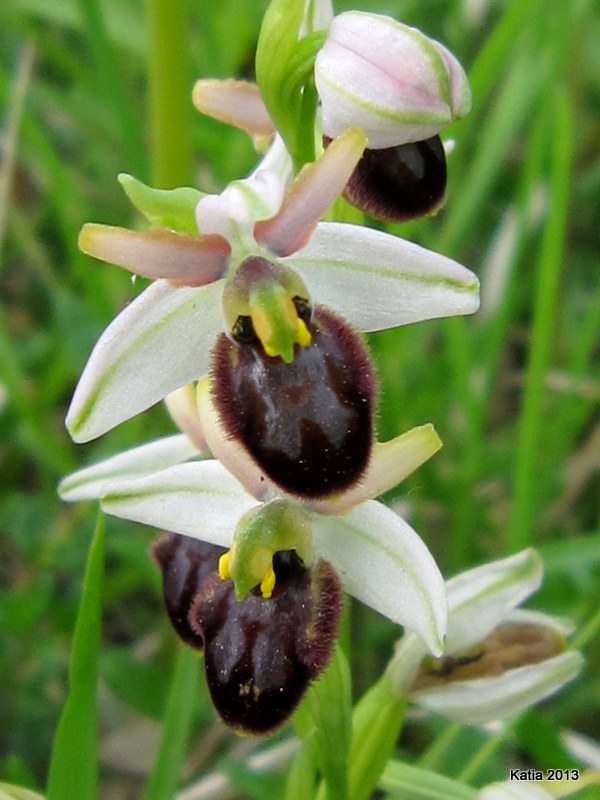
284;734;319;800
308;645;352;800
46;513;105;800
118;174;203;234
349;676;406;800
379;761;477;800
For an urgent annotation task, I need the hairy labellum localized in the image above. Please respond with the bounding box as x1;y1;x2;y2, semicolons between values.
211;304;376;498
191;551;342;734
152;534;342;734
327;135;447;223
151;534;224;648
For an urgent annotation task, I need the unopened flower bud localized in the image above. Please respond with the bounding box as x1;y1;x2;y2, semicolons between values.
315;11;471;150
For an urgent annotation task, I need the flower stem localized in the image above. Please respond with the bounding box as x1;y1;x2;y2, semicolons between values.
141;3;198;796
144;0;195;187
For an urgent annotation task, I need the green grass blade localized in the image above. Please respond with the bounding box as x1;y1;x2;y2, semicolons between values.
142;645;200;800
309;645;352;800
46;513;105;800
507;88;574;551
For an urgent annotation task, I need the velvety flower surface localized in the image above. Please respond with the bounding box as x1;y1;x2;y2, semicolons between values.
152;534;342;733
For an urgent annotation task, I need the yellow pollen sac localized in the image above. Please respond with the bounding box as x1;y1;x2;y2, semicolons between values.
295;317;312;347
259;564;277;599
218;550;232;581
249;289;311;362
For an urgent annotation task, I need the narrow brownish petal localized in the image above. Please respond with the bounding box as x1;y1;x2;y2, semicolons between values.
78;223;231;285
254;126;367;256
192;78;276;136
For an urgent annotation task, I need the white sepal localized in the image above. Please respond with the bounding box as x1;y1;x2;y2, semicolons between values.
313;500;447;656
444;549;543;654
66;279;224;442
100;461;259;548
315;11;471;148
284;221;480;331
58;434;199;502
411;651;583;726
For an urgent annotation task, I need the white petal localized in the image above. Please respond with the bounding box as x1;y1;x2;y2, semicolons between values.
411;651;583;726
313;500;447;655
58;434;199;502
444;549;543;654
100;461;259;546
66;279;224;442
284;222;479;331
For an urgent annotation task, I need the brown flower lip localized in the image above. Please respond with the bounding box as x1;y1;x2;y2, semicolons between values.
211;303;377;499
152;533;342;735
325;135;447;224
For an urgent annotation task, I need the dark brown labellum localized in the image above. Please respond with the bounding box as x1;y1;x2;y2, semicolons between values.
190;552;342;734
327;135;447;223
151;533;225;649
211;305;376;498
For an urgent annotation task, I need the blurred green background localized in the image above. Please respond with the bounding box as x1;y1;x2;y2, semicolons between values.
1;0;599;796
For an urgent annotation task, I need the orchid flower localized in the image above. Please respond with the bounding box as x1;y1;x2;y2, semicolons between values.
61;383;448;733
314;10;471;150
66;127;479;447
60;385;448;658
385;549;583;725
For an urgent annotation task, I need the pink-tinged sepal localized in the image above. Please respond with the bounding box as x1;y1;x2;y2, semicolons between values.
255;126;367;256
315;11;471;149
78;223;231;286
192;78;276;137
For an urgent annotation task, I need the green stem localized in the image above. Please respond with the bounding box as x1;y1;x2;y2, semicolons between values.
507;89;573;551
144;0;194;187
141;2;199;795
